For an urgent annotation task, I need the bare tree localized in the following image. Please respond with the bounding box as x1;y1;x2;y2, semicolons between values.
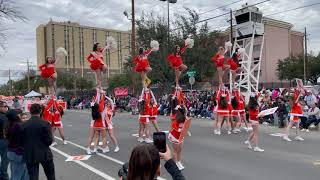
0;0;27;51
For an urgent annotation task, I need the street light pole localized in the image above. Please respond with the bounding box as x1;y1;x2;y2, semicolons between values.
167;0;170;47
27;59;30;92
130;0;136;95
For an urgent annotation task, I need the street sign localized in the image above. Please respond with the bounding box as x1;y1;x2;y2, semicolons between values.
189;77;195;85
187;71;196;77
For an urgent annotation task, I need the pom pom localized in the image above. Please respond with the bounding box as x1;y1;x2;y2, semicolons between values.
150;40;159;51
225;41;232;48
55;47;67;62
185;37;194;48
55;47;67;57
106;36;117;50
238;48;245;54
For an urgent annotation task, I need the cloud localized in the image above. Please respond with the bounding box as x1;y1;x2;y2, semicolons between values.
0;0;319;85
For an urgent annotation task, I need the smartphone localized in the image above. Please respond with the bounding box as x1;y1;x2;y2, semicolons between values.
153;132;166;153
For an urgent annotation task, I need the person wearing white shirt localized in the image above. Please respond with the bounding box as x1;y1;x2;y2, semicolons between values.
305;103;320;131
304;91;317;107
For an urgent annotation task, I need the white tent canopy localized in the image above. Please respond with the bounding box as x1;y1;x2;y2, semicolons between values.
24;90;42;97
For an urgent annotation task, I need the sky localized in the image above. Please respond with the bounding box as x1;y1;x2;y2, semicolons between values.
0;0;319;84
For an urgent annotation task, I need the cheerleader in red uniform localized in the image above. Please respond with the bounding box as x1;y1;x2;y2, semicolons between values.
86;89;109;154
232;89;250;132
283;89;304;142
214;86;232;135
149;91;160;132
137;88;153;143
87;43;108;89
244;94;264;152
42;97;66;146
167;44;189;88
39;57;57;96
227;48;242;87
103;96;120;152
230;95;241;134
168;105;188;170
212;47;230;86
134;47;154;88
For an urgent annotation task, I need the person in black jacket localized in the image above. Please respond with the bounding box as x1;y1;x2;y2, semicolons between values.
0;101;9;180
5;109;29;180
22;104;55;180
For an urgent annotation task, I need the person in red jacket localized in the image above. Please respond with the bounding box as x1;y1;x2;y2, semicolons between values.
134;47;154;88
87;43;108;89
39;57;57;96
244;94;264;152
283;89;304;142
212;47;230;86
167;44;189;87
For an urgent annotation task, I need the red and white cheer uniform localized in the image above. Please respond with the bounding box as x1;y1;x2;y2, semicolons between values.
134;49;152;72
167;45;187;69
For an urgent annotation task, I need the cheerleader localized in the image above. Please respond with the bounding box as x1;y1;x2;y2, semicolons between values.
137;88;153;143
39;57;57;96
230;96;241;133
232;89;249;132
134;41;159;88
212;45;230;86
43;98;67;146
86;89;109;154
39;48;67;96
227;48;242;87
149;92;160;132
101;96;119;152
168;105;188;170
167;37;193;88
87;37;116;89
245;94;264;152
283;89;304;142
214;86;232;135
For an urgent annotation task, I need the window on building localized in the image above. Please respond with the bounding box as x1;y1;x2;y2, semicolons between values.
235;12;250;24
251;13;262;23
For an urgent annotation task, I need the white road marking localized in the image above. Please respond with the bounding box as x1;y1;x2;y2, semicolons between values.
55;137;124;164
55;137;167;180
51;146;116;180
269;133;286;137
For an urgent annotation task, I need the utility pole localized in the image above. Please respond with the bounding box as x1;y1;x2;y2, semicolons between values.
167;0;170;47
230;9;233;45
131;0;136;57
27;59;30;92
131;0;136;94
304;27;307;85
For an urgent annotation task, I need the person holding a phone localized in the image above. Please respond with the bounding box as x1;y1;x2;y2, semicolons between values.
118;144;185;180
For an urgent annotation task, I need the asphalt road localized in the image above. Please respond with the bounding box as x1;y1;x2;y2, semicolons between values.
40;110;320;180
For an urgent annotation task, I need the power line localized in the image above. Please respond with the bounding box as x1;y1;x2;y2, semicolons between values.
198;0;244;16
171;0;271;31
265;2;320;17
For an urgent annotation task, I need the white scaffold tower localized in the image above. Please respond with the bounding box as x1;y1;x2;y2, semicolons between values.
232;4;265;101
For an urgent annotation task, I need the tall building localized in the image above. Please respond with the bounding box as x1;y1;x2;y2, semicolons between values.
223;17;304;88
36;20;131;85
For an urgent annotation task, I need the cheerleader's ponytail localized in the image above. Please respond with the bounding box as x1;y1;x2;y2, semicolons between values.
219;96;228;109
